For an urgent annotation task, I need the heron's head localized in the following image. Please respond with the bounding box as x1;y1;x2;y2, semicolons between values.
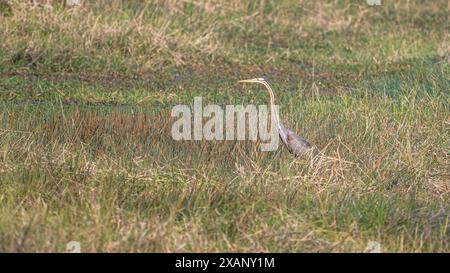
238;77;266;84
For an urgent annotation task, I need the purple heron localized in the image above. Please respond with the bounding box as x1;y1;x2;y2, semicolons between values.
238;78;319;163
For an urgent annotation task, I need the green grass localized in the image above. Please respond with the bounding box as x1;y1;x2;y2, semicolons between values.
0;0;449;252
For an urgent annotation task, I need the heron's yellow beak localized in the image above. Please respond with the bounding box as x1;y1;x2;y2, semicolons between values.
238;78;264;84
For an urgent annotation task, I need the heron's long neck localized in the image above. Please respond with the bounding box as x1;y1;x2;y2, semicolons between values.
261;81;282;129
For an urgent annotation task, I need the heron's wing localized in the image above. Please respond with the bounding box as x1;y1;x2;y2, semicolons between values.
279;127;312;157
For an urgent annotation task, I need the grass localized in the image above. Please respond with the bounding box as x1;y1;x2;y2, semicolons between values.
0;0;449;252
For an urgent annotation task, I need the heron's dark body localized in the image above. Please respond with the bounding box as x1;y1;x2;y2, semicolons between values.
279;126;313;157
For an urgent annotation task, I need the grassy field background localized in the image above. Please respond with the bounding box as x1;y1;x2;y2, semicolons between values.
0;0;449;252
